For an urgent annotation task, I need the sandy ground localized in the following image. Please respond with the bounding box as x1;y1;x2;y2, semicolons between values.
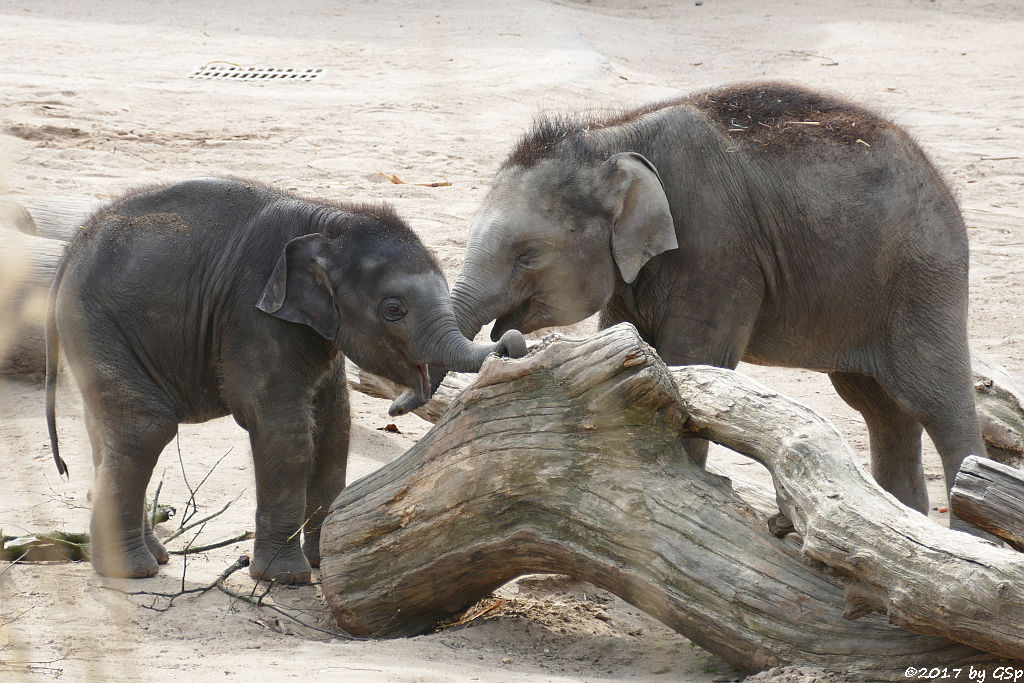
1;1;1022;681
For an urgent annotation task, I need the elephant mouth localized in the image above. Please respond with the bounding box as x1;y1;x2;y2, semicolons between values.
413;363;431;403
492;298;564;341
491;300;533;341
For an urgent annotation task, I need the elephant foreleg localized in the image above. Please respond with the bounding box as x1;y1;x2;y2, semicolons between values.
303;363;351;568
247;413;316;585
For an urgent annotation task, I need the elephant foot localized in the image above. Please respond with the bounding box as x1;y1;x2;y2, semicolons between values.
249;548;312;585
144;530;169;565
90;543;159;579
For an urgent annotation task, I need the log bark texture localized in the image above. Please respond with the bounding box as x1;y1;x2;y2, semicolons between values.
0;230;67;377
25;195;100;241
0;197;37;235
972;351;1024;468
951;455;1024;550
323;325;1023;678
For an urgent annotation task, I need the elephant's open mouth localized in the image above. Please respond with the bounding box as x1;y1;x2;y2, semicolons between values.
491;300;533;341
413;363;431;402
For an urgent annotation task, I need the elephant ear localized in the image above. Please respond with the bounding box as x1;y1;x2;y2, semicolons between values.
602;152;677;284
256;233;340;340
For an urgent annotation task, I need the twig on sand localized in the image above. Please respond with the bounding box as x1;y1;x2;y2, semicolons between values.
177;440;234;530
0;552;28;575
0;656;66;678
377;172;451;187
164;491;243;543
168;531;253;555
100;554;251;612
218;582;362;640
787;49;839;66
0;606;34;626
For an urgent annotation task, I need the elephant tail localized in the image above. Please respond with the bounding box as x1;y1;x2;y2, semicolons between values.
45;254;69;478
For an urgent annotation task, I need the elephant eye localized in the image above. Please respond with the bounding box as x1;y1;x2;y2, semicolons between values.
380;297;407;322
515;250;536;268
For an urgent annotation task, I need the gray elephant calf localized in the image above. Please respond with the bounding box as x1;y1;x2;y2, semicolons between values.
447;82;984;526
45;177;525;582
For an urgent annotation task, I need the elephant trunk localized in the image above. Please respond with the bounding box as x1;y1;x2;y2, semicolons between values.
428;327;497;373
388;295;526;418
417;297;519;373
450;271;499;342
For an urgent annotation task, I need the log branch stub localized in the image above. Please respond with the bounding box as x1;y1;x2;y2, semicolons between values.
951;455;1024;550
323;324;1020;677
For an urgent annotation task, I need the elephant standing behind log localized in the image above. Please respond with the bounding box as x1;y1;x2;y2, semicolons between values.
45;177;525;583
442;82;985;526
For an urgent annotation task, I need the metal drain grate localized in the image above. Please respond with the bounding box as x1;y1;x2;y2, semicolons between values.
189;64;326;82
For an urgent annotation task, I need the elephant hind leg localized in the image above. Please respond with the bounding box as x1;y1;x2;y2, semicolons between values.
829;372;927;513
80;380;178;579
871;356;985;533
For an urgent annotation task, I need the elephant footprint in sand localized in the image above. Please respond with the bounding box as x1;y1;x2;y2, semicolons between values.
45;177;526;583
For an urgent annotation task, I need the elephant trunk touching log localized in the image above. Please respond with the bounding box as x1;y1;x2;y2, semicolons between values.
323;324;1024;678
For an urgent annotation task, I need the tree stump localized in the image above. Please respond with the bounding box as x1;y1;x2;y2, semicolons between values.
951;455;1024;550
323;324;1024;678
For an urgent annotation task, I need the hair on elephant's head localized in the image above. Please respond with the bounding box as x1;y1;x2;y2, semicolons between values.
451;120;677;343
256;205;526;402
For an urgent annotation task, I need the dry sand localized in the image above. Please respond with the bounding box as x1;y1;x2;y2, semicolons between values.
1;1;1022;680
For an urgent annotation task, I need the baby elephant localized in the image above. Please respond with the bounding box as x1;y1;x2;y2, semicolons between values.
45;177;526;583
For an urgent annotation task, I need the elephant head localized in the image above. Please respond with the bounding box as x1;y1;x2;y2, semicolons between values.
450;151;677;343
256;214;526;403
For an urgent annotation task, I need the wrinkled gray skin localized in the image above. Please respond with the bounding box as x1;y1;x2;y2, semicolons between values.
45;177;525;583
447;83;986;528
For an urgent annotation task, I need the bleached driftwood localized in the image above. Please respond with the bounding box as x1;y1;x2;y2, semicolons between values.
323;325;1023;678
0;197;37;235
25;195;100;241
349;350;1024;471
972;351;1024;468
0;230;67;377
951;455;1024;551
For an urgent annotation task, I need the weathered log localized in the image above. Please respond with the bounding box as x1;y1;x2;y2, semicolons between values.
351;356;1024;472
972;351;1024;468
0;197;37;235
951;455;1024;551
25;195;100;241
323;325;1023;677
0;230;67;377
0;195;93;377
